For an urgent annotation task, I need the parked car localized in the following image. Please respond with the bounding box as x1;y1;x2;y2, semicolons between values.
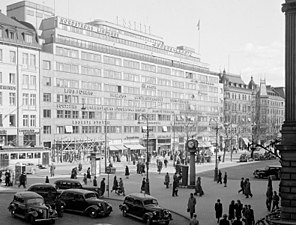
239;153;250;162
54;179;101;196
119;193;172;225
27;183;59;207
8;191;58;225
253;165;281;179
58;189;112;218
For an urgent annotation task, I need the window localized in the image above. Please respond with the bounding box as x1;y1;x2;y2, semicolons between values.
43;126;51;134
43;93;51;102
72;111;79;119
9;93;16;105
25;34;33;43
57;110;64;118
43;77;51;86
23;115;29;126
0;92;2;105
30;115;36;127
10;51;16;63
30;75;36;87
9;114;16;126
9;73;15;84
72;126;79;133
43;110;51;118
57;94;63;103
65;110;71;118
22;93;29;106
30;54;36;67
0;49;2;61
43;60;51;70
22;53;29;65
30;94;36;106
23;74;29;87
56;126;64;134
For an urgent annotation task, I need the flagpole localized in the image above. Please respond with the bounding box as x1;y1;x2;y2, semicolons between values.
197;20;201;55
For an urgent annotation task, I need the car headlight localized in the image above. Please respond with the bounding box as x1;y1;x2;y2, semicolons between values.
152;211;157;215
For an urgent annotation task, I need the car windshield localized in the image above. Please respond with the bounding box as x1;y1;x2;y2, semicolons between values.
143;199;158;205
85;193;97;199
26;198;44;206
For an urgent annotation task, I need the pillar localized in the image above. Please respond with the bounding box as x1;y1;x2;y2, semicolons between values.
278;1;296;223
189;151;196;186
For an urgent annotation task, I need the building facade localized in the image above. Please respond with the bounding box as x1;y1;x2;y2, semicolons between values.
0;12;41;147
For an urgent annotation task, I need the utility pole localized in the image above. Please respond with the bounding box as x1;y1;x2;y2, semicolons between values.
104;110;108;171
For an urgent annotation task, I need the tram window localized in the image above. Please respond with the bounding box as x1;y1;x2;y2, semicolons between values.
0;153;8;160
34;153;41;158
11;153;18;159
19;153;26;159
27;153;33;159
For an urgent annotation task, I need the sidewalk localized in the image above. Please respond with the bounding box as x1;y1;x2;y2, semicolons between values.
0;151;272;224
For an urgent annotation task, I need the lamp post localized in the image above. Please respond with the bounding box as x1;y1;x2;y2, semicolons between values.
138;114;150;195
210;118;219;181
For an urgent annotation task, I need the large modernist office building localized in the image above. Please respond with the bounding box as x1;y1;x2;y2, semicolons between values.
6;1;223;158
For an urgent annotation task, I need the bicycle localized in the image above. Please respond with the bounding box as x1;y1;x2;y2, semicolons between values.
255;209;281;225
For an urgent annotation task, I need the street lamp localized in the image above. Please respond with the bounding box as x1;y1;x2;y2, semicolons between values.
210;118;220;181
138;114;150;195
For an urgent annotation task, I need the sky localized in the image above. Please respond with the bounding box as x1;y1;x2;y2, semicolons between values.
0;0;285;87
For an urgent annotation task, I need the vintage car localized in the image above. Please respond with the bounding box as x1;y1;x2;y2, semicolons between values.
54;179;101;196
8;191;58;225
58;189;112;218
239;153;251;162
27;183;59;206
119;193;172;225
253;165;281;179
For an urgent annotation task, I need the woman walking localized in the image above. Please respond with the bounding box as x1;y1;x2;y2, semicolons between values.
164;172;170;189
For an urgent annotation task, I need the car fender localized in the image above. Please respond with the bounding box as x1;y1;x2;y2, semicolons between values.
143;212;153;221
119;204;129;211
84;205;99;214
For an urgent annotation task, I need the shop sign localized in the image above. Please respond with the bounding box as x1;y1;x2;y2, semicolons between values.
64;88;93;96
18;129;39;134
72;120;110;125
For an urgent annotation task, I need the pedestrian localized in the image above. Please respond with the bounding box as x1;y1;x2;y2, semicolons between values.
164;158;168;168
215;199;223;223
219;214;230;225
172;173;179;197
164;172;170;188
100;178;106;197
189;214;199;225
187;193;197;219
83;173;87;185
157;160;163;174
86;167;91;181
18;172;26;188
223;172;227;187
5;170;11;186
125;166;130;179
93;176;97;186
140;177;146;193
235;200;243;219
50;163;55;177
247;205;255;225
228;200;235;222
266;186;273;211
194;177;204;196
272;191;280;211
267;175;273;189
217;170;222;184
118;177;125;196
245;178;253;198
111;176;118;193
238;177;245;194
45;176;49;183
232;217;243;225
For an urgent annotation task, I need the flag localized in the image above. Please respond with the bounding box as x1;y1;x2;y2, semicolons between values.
197;20;200;30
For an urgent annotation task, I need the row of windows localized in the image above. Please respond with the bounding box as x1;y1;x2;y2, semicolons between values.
0;72;16;84
1;28;34;44
1;152;41;160
22;93;37;106
22;115;37;127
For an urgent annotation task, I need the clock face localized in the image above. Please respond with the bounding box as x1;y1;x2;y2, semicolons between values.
187;140;195;148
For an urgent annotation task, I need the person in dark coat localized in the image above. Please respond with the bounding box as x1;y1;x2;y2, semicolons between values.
217;170;222;184
187;193;197;219
194;177;204;196
228;200;235;222
232;217;243;225
100;178;106;197
219;214;230;225
93;176;97;186
235;200;243;219
223;172;228;187
86;167;91;180
140;178;146;193
45;176;49;183
172;173;179;197
125;166;130;179
272;191;280;210
5;170;11;186
111;176;118;193
215;199;223;223
245;178;253;198
18;172;27;188
164;172;170;188
238;177;245;194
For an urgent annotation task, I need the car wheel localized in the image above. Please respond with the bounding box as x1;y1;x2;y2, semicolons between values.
88;208;98;218
30;216;36;225
122;209;127;217
146;217;152;225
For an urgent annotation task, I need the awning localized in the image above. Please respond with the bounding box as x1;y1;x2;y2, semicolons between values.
109;145;119;151
113;144;127;150
242;138;250;145
198;141;212;148
124;144;146;150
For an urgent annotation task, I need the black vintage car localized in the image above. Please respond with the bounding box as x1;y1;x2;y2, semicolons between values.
27;183;59;206
119;193;172;225
59;189;112;218
54;179;101;196
8;191;58;225
253;165;281;179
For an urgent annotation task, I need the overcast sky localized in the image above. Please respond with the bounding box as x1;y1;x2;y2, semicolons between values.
0;0;285;87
